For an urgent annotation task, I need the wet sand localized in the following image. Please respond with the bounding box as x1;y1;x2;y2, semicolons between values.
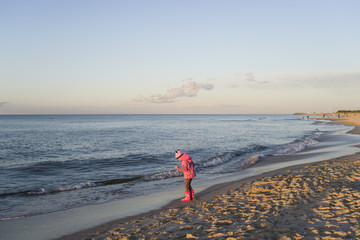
61;116;360;240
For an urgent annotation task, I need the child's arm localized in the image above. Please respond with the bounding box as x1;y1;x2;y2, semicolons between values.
175;161;189;172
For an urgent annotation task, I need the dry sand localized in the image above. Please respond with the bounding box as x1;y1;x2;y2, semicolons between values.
330;113;360;135
61;116;360;240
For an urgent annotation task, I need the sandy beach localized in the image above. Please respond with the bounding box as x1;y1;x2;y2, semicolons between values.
330;113;360;135
61;116;360;240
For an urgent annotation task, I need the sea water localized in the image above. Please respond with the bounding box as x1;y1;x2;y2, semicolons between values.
0;114;352;219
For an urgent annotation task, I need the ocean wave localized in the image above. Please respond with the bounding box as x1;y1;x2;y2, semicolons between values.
201;152;233;167
200;131;321;171
219;119;253;122
26;182;98;195
0;176;143;198
237;155;260;169
26;176;146;195
95;176;142;186
0;216;25;221
10;153;164;174
273;132;320;156
201;145;268;168
143;170;183;181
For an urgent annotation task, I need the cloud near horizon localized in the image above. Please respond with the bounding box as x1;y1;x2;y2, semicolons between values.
244;72;255;82
244;72;270;84
0;102;8;107
277;72;360;92
223;72;270;88
133;81;214;103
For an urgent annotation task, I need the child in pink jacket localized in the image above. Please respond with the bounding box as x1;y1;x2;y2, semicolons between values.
174;150;196;201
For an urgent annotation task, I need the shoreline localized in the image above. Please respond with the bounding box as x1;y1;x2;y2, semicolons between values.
60;117;360;240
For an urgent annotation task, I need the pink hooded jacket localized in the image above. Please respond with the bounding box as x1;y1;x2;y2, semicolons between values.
176;152;196;179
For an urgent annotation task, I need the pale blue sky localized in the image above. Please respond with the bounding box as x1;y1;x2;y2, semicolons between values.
1;0;359;114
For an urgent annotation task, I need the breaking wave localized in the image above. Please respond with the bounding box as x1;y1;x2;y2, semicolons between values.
273;131;320;156
26;182;97;195
197;130;321;170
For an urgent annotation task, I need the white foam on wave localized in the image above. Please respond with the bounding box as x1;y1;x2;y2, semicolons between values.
0;216;25;221
201;153;233;167
27;182;97;195
273;133;320;156
234;131;321;169
143;170;183;181
238;155;260;169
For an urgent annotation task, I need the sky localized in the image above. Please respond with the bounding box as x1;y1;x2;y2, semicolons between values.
1;0;359;114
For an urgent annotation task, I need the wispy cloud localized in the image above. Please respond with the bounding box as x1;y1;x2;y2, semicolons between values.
0;102;8;107
278;72;360;91
244;72;269;84
133;81;214;103
222;72;270;88
244;72;255;82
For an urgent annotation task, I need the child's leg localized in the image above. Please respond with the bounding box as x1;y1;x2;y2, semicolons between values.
182;179;192;201
188;179;194;199
184;179;191;192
